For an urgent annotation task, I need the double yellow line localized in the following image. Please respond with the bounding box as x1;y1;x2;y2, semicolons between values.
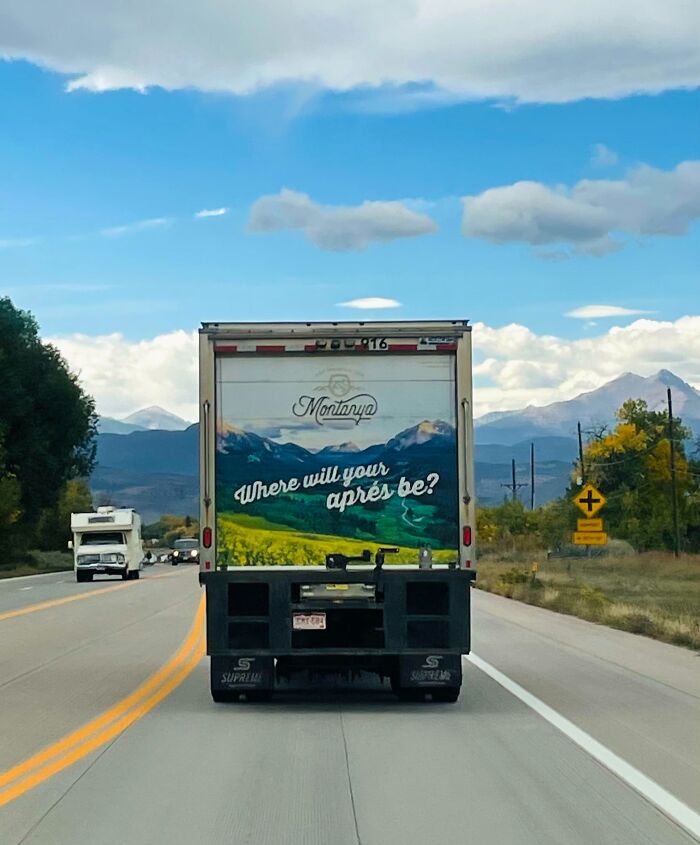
0;594;206;807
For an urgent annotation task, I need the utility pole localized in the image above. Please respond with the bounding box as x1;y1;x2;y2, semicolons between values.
501;458;528;502
530;442;535;510
577;421;585;485
667;388;681;558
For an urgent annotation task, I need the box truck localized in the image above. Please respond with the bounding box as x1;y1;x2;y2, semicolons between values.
70;507;144;582
199;321;476;701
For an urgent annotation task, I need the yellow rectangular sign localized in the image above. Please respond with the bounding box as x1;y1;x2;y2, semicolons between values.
577;518;603;532
573;532;608;546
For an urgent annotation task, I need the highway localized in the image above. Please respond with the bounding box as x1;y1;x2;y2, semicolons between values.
1;566;698;845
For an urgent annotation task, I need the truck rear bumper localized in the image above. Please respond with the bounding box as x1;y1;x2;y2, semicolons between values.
200;567;474;656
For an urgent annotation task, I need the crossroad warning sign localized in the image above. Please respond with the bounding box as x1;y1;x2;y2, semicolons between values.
573;484;606;517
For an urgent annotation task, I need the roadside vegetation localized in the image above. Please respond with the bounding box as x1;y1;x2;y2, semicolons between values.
143;514;199;547
476;399;700;650
475;553;700;651
0;297;97;577
0;550;74;580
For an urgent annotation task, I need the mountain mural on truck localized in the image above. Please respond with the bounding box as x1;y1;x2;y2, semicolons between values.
215;419;459;564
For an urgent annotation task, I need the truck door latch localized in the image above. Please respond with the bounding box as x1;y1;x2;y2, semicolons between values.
325;549;371;570
374;547;399;570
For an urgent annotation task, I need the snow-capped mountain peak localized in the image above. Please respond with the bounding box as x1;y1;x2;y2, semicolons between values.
121;406;191;431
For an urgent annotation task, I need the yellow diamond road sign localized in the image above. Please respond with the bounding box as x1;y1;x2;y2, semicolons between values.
574;484;606;517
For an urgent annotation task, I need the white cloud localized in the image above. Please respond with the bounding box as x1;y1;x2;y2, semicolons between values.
100;217;172;237
50;330;198;421
248;189;437;251
462;160;700;256
1;2;698;104
566;305;654;319
472;317;700;415
338;297;401;309
195;208;229;218
590;143;619;168
49;316;700;421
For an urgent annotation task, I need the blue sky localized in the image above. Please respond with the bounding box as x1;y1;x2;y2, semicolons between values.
2;61;697;339
0;3;698;418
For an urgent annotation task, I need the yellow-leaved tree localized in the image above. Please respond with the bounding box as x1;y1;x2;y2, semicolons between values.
581;399;696;551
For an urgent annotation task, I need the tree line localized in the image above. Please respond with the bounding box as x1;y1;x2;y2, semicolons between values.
0;298;96;556
478;399;700;554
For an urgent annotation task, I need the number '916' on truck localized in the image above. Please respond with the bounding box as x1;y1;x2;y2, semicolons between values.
198;321;476;702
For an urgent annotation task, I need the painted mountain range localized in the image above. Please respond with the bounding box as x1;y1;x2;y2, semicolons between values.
216;420;456;488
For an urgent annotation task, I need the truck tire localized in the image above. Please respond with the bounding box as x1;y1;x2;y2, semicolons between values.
428;686;461;703
76;571;85;583
122;570;129;581
394;688;423;702
132;570;140;580
390;675;422;701
244;690;273;703
391;676;460;703
211;689;273;703
211;690;239;703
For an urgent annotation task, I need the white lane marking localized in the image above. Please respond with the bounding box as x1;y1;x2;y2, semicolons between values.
19;587;33;591
466;653;700;841
0;572;68;586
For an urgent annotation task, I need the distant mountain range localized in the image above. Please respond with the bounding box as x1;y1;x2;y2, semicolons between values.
98;405;191;434
90;369;700;520
475;370;700;445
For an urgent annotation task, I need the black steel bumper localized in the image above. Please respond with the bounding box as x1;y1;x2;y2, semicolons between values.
200;567;476;658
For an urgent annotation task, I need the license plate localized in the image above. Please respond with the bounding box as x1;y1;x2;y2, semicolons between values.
293;613;326;630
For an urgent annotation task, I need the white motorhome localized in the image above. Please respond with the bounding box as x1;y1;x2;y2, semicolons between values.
70;507;144;582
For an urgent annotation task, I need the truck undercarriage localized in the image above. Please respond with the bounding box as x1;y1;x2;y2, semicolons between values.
201;565;475;702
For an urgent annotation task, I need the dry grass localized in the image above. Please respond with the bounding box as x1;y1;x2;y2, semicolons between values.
475;552;700;651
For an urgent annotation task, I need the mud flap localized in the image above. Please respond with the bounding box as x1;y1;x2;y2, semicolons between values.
211;656;274;691
400;654;462;688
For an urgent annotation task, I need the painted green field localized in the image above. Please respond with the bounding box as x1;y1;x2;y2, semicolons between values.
217;512;456;566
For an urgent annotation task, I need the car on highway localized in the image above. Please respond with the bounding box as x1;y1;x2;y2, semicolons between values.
169;538;200;565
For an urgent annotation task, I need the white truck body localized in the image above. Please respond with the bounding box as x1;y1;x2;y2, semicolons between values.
198;320;476;572
70;507;144;581
197;321;476;702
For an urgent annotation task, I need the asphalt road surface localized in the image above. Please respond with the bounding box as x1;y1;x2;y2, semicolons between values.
1;566;698;845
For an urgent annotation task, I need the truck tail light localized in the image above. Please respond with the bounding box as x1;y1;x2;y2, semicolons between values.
203;527;212;548
462;526;472;546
